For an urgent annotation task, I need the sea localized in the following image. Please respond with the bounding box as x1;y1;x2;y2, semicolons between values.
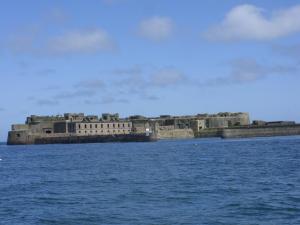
0;136;299;225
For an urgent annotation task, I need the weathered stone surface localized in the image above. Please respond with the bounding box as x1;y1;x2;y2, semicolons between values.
221;125;300;139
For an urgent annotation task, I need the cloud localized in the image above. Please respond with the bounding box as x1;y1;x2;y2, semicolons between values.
84;96;129;105
74;79;106;89
36;68;56;76
112;65;142;76
272;43;300;60
204;4;300;41
47;29;117;55
42;85;61;91
45;8;69;24
36;99;59;106
201;59;298;86
138;16;174;41
8;27;40;54
8;28;116;56
54;90;96;99
150;68;187;87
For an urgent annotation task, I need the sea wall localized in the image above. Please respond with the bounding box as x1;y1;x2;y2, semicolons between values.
221;125;300;139
7;132;156;145
195;128;223;138
157;128;194;139
7;131;35;145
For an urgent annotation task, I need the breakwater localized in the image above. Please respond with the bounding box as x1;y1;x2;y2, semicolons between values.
7;133;156;145
221;125;300;139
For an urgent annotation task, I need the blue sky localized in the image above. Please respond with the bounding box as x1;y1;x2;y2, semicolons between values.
1;0;300;141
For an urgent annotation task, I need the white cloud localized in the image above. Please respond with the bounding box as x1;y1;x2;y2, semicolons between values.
8;28;116;56
47;29;116;54
138;16;174;41
204;4;300;41
201;59;299;87
150;68;187;87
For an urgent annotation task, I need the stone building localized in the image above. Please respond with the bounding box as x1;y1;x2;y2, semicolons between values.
68;121;132;135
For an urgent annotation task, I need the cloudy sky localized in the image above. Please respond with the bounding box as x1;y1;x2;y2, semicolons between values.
1;0;300;141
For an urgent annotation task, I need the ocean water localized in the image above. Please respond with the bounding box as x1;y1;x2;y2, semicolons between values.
0;136;299;225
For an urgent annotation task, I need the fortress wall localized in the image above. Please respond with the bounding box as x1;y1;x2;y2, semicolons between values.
221;125;300;139
207;117;228;128
7;131;35;145
12;124;29;131
195;128;223;138
157;129;194;139
236;113;250;125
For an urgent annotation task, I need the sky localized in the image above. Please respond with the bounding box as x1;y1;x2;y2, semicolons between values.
1;0;300;141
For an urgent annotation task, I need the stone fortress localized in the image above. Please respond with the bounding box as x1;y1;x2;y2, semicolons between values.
8;111;300;144
8;112;250;144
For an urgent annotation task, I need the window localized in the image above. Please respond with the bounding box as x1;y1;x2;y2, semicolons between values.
123;123;125;127
113;124;115;128
128;123;131;127
118;124;120;128
90;124;92;129
79;124;81;129
85;124;87;129
95;124;98;128
101;124;103;128
79;131;81;133
16;133;21;138
107;124;109;128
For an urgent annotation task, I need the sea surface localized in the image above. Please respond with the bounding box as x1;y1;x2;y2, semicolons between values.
0;136;300;225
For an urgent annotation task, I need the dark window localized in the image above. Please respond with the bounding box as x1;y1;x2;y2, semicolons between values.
79;124;81;129
123;123;125;127
107;124;109;128
16;133;21;138
101;124;103;128
90;124;92;129
85;124;87;129
128;123;131;127
118;124;120;128
113;124;115;128
95;124;98;128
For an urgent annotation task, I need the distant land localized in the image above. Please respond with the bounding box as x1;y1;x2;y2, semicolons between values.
6;112;300;145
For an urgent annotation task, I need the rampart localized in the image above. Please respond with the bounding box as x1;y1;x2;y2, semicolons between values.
221;125;300;139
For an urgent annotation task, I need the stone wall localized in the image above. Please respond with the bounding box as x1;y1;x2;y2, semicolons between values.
7;130;35;145
157;128;194;139
195;128;223;138
221;125;300;139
